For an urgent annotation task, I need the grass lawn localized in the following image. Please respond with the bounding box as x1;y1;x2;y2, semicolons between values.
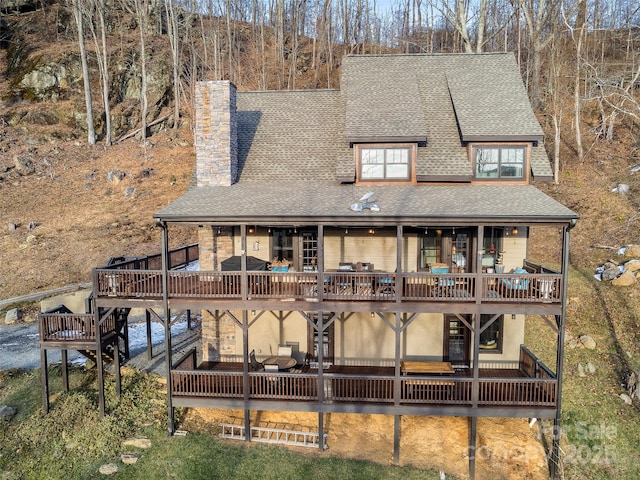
0;367;449;480
525;266;640;479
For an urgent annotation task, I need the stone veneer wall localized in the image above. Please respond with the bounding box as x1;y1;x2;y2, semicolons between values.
194;80;238;187
194;79;240;361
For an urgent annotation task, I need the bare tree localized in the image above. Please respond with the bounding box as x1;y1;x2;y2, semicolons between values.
511;0;559;109
72;0;96;145
165;0;181;129
133;0;148;143
87;0;112;145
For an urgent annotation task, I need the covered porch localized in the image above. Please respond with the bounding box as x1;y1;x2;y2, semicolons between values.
170;345;557;413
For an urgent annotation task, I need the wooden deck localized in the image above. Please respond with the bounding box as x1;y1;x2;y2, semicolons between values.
93;269;563;304
170;351;557;410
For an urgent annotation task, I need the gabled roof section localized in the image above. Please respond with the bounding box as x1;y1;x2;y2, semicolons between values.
445;54;545;142
531;145;554;181
235;89;352;184
342;56;428;143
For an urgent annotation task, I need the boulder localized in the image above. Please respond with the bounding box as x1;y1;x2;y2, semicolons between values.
577;363;586;377
620;393;633;405
624;245;640;258
5;308;21;324
14;155;35;175
106;169;126;183
0;405;17;420
601;266;621;281
98;463;119;475
628;367;640;401
624;259;640;272
122;437;151;449
579;334;596;350
612;270;636;286
120;453;139;465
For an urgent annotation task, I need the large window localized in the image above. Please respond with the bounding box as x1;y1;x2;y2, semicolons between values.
474;146;526;179
479;314;503;353
271;229;293;263
359;146;412;181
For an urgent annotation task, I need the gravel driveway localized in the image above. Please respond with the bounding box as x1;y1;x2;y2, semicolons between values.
0;317;200;374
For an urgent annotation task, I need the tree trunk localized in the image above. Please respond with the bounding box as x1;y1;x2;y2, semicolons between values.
72;0;96;145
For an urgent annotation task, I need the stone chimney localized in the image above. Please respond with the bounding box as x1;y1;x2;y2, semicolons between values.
194;80;238;186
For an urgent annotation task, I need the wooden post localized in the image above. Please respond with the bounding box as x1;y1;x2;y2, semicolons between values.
41;348;49;414
550;221;574;479
160;221;174;435
469;416;477;479
146;309;153;361
393;415;401;464
115;337;122;397
61;349;69;391
243;309;251;442
96;299;105;418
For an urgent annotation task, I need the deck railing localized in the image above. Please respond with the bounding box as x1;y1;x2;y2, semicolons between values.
170;349;557;408
102;244;199;271
39;310;118;343
170;370;556;407
93;267;561;304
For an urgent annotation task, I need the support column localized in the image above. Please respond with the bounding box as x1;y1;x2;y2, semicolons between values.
160;221;174;435
393;310;402;464
115;338;122;397
61;349;69;391
393;415;401;464
469;416;477;479
550;221;574;479
96;297;105;418
146;309;153;361
243;309;251;442
318;309;325;451
41;348;49;414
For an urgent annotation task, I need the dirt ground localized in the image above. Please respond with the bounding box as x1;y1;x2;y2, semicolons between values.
182;408;550;480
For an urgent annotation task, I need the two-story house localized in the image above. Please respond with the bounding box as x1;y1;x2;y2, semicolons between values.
39;53;577;479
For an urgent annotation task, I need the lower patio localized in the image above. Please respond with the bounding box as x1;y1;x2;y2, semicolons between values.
170;345;557;411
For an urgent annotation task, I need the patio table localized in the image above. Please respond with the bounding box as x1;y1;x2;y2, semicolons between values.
263;356;297;371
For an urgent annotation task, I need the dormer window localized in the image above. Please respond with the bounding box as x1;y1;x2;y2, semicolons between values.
357;144;415;182
474;145;527;180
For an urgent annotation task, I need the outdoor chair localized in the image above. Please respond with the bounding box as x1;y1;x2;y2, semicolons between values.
250;349;264;371
278;345;293;357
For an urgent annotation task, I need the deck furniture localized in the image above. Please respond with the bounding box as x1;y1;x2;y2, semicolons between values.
263;356;297;371
401;361;455;375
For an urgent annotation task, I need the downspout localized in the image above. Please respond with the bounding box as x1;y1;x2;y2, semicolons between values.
159;220;174;435
550;218;576;479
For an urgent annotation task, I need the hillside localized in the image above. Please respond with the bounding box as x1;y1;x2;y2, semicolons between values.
3;2;640;479
1;3;638;300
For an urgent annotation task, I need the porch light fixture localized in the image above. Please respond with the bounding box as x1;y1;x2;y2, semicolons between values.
511;227;518;235
368;228;375;235
251;310;256;316
345;228;348;234
217;227;221;235
248;226;255;234
371;312;375;318
424;227;428;235
511;314;516;320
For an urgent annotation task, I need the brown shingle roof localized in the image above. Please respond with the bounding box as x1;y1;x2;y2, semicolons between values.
158;53;574;223
155;183;577;223
236;90;351;184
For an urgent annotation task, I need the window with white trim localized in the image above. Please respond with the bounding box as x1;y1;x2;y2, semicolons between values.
474;146;526;179
360;146;411;181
